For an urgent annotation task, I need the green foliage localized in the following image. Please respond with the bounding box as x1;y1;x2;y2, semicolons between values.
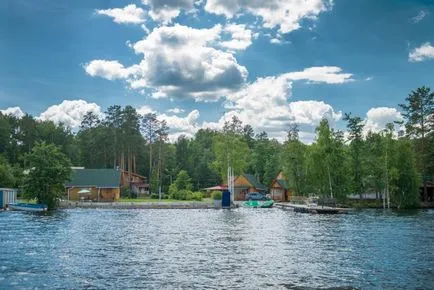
22;142;72;210
120;185;131;198
390;140;420;208
174;170;192;191
213;132;249;182
212;190;222;200
0;155;15;187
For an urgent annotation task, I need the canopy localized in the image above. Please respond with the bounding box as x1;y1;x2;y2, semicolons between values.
77;189;91;194
204;185;228;191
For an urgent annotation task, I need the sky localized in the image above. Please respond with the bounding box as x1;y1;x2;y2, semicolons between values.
1;0;434;143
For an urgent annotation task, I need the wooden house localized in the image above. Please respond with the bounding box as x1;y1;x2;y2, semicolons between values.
65;169;121;202
233;174;267;201
120;170;149;196
269;172;293;202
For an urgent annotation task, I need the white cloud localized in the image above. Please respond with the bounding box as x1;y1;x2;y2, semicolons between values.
167;107;185;114
365;76;374;81
96;4;146;24
1;107;25;118
137;105;155;115
204;0;333;34
83;60;137;80
409;43;434;62
203;73;342;143
142;0;195;23
285;66;354;84
364;107;403;134
220;23;252;51
128;24;248;101
158;109;200;141
411;10;429;23
270;38;282;44
38;100;102;130
288;101;342;125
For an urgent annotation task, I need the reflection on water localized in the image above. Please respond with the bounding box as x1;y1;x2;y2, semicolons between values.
0;208;433;289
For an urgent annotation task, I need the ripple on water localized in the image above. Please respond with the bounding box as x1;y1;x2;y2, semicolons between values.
0;208;433;289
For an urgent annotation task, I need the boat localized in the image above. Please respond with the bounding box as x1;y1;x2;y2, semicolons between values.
242;199;274;208
7;203;48;212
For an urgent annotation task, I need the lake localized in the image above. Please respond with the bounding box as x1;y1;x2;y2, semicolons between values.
0;208;433;289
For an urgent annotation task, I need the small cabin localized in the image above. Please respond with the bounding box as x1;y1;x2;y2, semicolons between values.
269;172;293;202
65;169;121;202
233;174;267;201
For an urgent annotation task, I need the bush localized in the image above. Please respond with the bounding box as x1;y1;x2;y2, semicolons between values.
212;191;222;200
192;191;203;201
150;193;159;199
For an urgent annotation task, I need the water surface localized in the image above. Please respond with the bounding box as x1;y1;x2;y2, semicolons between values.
0;208;433;289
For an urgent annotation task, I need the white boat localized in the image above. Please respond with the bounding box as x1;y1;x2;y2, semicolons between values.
7;203;48;212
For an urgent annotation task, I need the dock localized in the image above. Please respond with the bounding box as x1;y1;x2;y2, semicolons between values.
275;203;350;214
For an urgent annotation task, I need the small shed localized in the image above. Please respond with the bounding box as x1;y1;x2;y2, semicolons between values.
65;169;121;202
233;174;267;201
1;188;18;209
269;172;293;202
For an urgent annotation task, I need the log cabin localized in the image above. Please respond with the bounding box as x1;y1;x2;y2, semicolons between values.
269;172;294;202
233;174;267;201
65;169;121;202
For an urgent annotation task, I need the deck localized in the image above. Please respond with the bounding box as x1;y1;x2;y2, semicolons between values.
275;203;350;214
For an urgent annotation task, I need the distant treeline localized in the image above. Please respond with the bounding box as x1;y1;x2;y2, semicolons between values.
0;87;433;208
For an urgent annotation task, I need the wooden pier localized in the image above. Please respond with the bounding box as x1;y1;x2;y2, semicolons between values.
275;203;350;214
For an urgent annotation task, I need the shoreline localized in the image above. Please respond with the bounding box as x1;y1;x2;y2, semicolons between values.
59;200;217;209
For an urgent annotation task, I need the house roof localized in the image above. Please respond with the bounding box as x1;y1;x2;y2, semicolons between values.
276;179;289;189
65;169;121;188
243;174;267;190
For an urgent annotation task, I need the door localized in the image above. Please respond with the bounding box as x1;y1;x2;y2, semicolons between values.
0;190;3;208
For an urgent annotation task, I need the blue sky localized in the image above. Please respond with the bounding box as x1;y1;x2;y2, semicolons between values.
1;0;434;142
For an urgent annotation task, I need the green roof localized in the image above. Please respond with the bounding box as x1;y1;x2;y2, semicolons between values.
65;169;121;188
243;174;267;190
276;179;289;189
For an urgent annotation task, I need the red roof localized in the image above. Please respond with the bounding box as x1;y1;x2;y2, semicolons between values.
204;185;228;191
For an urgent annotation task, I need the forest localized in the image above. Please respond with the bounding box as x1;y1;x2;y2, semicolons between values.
0;86;433;208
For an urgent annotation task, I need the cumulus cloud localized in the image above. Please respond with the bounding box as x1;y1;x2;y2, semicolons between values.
1;106;25;118
137;105;155;115
38;100;102;130
96;4;146;24
204;0;333;34
220;23;252;51
364;107;403;134
142;0;195;23
203;73;342;143
158;109;200;141
84;60;137;80
409;43;434;62
128;24;247;101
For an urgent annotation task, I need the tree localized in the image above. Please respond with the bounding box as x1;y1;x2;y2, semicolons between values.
390;139;420;208
213;132;249;182
0;155;15;187
399;86;434;201
141;113;159;193
22;142;72;210
174;170;192;191
343;113;365;198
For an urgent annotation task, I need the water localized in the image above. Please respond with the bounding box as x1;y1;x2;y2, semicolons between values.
0;208;433;289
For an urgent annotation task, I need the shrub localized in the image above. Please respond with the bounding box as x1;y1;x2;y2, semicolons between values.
168;183;178;199
192;191;203;201
212;191;222;200
150;193;159;199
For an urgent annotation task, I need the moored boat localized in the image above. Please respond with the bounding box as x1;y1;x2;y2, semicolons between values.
242;199;274;208
8;203;48;212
